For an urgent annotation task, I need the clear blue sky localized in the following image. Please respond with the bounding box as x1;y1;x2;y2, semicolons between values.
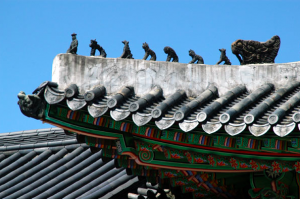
0;0;300;133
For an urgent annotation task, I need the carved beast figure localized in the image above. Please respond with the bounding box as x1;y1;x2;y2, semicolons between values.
231;35;280;65
216;48;231;65
142;42;156;61
188;50;204;64
17;91;45;119
120;40;133;59
89;39;107;57
164;46;178;62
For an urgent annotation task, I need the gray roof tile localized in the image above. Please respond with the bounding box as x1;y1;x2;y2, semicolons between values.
0;128;142;199
43;81;300;137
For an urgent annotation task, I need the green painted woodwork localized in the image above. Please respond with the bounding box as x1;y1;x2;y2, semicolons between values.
288;147;300;153
291;138;300;148
249;171;299;199
237;137;262;151
45;104;300;174
214;136;237;149
261;138;287;153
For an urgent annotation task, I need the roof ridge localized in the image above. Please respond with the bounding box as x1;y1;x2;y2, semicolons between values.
0;127;62;137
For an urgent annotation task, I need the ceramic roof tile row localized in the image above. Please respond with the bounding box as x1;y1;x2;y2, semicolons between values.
44;81;300;137
0;128;143;199
0;127;77;151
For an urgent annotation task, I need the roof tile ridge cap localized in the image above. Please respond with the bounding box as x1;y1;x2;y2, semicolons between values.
11;136;77;147
268;91;300;125
206;85;219;97
0;128;62;137
37;128;63;136
236;83;273;103
46;138;78;144
37;127;59;132
197;85;246;122
244;82;299;124
0;130;26;137
16;143;87;153
174;86;218;122
0;132;12;137
220;83;273;124
0;142;75;152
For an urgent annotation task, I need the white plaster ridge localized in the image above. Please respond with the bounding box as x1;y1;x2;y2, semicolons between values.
52;53;300;97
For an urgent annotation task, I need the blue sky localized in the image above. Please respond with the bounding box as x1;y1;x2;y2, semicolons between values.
0;0;300;133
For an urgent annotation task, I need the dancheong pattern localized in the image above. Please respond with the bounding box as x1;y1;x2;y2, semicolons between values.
45;102;300;198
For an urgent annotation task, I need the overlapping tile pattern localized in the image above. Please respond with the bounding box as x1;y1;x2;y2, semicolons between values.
44;81;300;137
0;128;141;199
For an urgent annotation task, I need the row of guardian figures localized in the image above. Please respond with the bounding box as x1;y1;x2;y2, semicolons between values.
66;33;281;65
66;33;208;64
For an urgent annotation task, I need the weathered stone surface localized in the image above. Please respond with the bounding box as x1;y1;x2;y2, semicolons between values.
52;53;300;97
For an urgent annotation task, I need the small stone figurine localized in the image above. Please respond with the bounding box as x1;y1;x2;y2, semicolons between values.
120;40;133;59
142;42;156;61
164;46;178;62
188;50;204;64
66;33;78;54
89;39;107;57
216;48;231;65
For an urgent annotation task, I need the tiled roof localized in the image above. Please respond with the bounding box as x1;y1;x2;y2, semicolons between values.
44;81;300;137
0;127;77;151
0;128;143;199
